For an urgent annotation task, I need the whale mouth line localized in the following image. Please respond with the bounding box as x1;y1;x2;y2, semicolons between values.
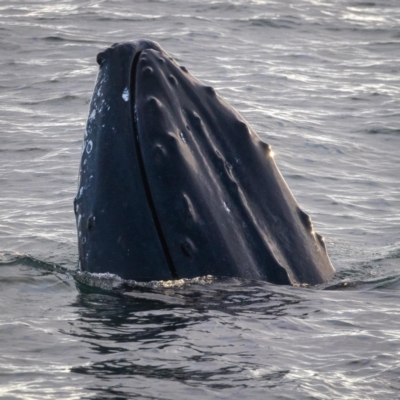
130;50;179;280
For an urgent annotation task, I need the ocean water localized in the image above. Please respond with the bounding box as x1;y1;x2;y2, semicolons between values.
1;0;400;398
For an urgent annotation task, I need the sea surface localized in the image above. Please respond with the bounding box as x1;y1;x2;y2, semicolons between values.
1;0;400;398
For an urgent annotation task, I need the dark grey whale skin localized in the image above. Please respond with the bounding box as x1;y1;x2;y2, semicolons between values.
74;39;335;285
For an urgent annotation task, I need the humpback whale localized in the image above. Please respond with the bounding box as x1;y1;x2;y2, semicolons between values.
74;39;335;285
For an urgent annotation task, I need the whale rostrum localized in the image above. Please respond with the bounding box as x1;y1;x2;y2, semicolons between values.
74;40;335;285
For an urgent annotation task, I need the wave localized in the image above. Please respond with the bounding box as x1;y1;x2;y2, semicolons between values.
0;251;75;275
365;128;400;135
233;17;299;29
324;246;400;290
324;273;400;291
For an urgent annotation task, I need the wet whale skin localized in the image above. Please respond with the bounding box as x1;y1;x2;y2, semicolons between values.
74;40;335;285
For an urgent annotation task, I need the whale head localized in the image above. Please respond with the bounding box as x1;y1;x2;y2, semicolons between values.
74;40;335;285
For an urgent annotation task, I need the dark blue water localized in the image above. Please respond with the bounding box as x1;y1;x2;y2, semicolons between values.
1;1;400;398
